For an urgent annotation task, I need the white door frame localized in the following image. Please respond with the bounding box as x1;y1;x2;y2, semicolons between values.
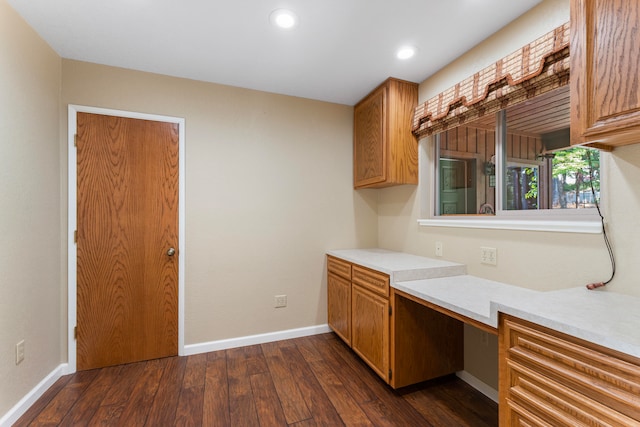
67;105;186;373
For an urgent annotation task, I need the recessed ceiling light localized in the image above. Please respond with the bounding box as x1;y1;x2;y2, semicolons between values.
397;46;417;60
270;9;299;30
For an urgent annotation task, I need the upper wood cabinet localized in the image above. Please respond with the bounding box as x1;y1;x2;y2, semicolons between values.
570;0;640;149
353;78;419;188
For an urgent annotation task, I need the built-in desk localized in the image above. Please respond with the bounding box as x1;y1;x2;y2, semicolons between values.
393;275;537;335
328;248;640;359
327;248;640;425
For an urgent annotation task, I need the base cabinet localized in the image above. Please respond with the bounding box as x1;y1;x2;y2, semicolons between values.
327;255;463;388
499;314;640;426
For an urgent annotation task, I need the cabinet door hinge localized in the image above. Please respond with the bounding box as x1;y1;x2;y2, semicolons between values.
389;305;392;316
74;326;77;340
74;134;78;147
388;369;392;380
74;230;78;243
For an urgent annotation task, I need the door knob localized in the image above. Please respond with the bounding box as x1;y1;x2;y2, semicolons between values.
167;247;176;257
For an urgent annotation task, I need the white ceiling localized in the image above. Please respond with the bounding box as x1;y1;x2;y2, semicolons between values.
8;0;541;105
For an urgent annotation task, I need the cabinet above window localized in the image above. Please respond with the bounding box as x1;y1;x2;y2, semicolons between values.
570;0;640;149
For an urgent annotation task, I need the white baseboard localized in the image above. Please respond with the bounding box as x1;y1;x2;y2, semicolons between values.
184;324;332;356
0;363;68;427
456;370;499;403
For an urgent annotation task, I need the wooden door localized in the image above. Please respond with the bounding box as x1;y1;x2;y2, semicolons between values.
76;112;179;371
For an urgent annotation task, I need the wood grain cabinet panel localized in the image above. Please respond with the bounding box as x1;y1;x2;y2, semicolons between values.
499;314;640;426
327;272;351;346
570;0;640;148
354;78;419;188
351;284;390;381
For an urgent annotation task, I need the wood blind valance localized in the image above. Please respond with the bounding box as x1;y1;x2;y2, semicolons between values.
412;22;570;139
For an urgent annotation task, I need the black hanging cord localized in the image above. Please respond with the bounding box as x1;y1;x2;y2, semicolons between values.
585;150;616;290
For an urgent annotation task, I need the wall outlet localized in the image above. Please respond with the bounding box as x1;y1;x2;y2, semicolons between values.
274;295;287;308
16;340;25;365
480;246;497;265
435;241;443;257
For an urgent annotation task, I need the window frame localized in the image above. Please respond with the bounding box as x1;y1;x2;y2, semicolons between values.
418;112;604;234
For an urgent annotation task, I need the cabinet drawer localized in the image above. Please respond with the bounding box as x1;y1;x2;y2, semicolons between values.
505;359;639;426
327;256;351;280
501;315;640;425
352;265;389;297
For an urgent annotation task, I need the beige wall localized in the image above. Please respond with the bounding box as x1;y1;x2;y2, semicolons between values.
61;60;379;346
378;0;640;390
0;0;62;417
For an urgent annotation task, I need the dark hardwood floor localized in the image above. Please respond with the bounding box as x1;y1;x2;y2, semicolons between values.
14;333;497;426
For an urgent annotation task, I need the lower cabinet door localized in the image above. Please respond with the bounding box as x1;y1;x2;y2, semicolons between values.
327;272;351;345
351;283;389;381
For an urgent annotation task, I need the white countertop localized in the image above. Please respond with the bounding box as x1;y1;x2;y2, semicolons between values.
327;248;466;282
328;248;640;360
493;287;640;359
394;275;537;329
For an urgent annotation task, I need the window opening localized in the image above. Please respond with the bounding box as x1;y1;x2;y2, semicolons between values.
435;86;601;217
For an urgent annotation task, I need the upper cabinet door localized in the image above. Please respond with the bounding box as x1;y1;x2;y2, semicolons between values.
570;0;640;148
354;84;387;187
353;78;419;189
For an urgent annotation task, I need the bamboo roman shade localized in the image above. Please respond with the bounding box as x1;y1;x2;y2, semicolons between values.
412;22;570;139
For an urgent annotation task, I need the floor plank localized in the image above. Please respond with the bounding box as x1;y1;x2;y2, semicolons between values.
279;345;345;426
306;334;377;404
143;356;186;426
174;353;208;426
202;351;230;427
323;334;435;426
226;347;260;427
261;340;312;424
58;365;122;426
115;358;167;426
14;332;497;426
308;358;374;426
249;372;288;426
12;375;73;427
29;370;98;426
